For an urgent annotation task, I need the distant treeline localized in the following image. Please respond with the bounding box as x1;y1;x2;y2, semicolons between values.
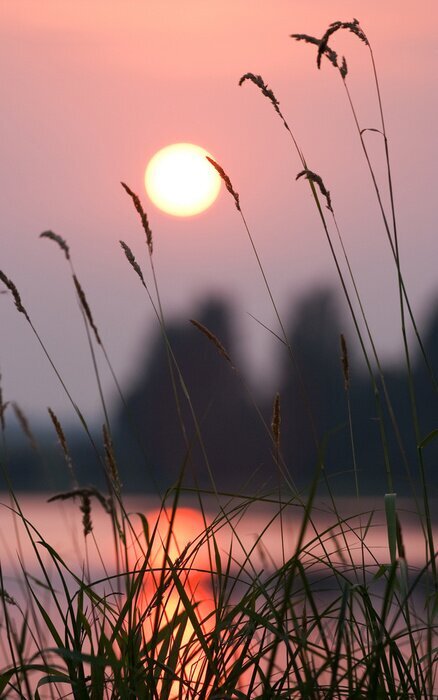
3;287;438;496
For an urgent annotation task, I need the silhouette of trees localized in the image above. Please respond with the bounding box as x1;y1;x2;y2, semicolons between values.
275;287;353;490
3;288;438;496
115;298;272;492
114;288;438;496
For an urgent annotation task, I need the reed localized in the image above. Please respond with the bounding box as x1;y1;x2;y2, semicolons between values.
0;17;436;699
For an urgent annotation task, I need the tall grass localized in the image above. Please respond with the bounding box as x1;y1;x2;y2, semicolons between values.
0;17;436;699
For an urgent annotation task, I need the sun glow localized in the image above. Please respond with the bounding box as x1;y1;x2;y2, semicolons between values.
145;143;221;217
129;507;217;697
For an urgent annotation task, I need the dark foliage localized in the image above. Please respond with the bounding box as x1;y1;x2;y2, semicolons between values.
3;290;438;497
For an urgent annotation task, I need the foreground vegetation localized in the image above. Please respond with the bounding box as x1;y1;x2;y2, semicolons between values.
0;19;436;698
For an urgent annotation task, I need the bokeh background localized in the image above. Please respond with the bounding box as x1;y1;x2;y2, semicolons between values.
2;1;437;433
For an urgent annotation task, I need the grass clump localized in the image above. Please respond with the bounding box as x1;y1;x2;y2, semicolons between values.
0;17;436;699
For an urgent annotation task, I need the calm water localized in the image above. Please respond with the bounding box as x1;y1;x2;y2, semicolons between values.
1;493;436;696
1;493;435;578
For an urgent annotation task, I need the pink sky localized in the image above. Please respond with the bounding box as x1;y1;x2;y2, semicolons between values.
1;1;438;423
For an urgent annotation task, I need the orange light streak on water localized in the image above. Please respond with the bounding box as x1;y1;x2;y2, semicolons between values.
127;507;219;697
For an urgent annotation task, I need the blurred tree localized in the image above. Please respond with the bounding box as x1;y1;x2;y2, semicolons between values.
277;287;353;491
115;298;271;493
5;290;437;496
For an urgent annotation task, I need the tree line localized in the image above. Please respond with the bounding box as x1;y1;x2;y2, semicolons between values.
3;287;438;496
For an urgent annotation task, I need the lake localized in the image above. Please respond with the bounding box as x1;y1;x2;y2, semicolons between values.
1;492;436;697
1;493;435;576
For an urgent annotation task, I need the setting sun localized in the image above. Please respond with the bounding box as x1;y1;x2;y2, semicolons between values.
144;143;221;217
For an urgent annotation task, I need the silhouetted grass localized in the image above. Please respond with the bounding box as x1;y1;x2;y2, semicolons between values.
0;17;436;699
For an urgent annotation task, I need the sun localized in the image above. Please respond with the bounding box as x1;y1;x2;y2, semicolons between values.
145;143;221;217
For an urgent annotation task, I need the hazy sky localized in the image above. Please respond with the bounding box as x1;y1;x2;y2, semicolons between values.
2;1;438;425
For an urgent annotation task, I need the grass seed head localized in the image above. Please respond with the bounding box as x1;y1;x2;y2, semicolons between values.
48;487;112;515
120;240;146;285
328;18;369;46
190;319;233;366
48;407;69;455
239;72;290;131
206;157;240;211
13;403;37;452
0;271;30;321
296;169;333;212
318;19;368;75
80;493;93;536
291;32;347;79
239;73;279;109
103;423;122;494
48;407;77;485
121;182;153;255
73;274;101;345
40;230;70;261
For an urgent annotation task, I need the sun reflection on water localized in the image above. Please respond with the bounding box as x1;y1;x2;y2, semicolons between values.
128;506;217;696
